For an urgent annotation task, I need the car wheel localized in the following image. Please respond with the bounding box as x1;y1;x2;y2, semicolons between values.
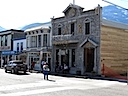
14;69;18;74
5;69;7;73
24;71;26;74
11;69;15;74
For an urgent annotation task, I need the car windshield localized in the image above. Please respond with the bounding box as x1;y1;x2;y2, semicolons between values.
13;62;23;64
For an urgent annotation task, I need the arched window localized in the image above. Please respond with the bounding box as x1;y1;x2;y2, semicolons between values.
84;18;91;35
58;23;62;35
5;35;8;46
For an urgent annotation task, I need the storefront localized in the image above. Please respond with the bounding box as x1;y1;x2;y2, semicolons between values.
1;51;17;68
27;50;51;71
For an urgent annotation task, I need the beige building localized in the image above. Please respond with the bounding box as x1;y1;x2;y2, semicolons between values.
101;19;128;75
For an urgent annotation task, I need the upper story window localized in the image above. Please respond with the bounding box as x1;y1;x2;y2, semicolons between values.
84;18;91;35
1;36;4;46
58;23;62;35
31;36;37;47
38;35;41;47
5;35;8;46
71;23;75;35
43;34;47;47
17;43;19;52
26;36;29;48
58;28;61;35
85;22;90;34
21;42;23;51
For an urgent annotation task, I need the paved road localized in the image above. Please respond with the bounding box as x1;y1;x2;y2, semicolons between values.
0;69;128;96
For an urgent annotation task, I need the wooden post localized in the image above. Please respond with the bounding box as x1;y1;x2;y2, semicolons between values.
127;67;128;85
102;63;105;76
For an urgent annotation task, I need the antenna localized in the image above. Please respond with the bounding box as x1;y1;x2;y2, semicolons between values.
73;0;75;5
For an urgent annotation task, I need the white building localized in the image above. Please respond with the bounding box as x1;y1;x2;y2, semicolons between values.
13;37;26;62
24;22;52;71
0;29;25;68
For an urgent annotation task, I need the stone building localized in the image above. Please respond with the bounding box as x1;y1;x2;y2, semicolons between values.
51;4;101;75
51;4;128;76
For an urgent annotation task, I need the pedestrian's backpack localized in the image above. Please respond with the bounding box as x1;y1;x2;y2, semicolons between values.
43;65;50;71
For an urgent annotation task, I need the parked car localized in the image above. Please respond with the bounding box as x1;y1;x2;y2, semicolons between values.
4;60;27;74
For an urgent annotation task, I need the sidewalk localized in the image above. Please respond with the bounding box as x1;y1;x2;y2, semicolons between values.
50;72;128;83
22;69;128;83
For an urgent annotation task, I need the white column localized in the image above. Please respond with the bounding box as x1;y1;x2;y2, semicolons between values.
1;53;2;68
42;34;43;47
36;35;37;47
37;35;38;47
27;53;30;70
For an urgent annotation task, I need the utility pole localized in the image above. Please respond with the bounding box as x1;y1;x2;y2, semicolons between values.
102;0;128;10
73;0;75;5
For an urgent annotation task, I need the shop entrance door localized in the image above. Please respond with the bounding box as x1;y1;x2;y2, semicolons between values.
84;48;94;72
61;50;69;66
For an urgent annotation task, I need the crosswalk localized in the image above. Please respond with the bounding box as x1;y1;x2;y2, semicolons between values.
0;72;126;96
0;79;125;96
0;79;75;96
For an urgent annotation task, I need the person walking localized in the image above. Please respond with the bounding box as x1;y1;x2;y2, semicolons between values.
43;62;50;80
31;61;35;72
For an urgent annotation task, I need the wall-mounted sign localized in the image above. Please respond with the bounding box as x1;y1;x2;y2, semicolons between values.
2;51;17;55
0;46;11;51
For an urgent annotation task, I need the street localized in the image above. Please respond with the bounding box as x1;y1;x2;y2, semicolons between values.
0;69;128;96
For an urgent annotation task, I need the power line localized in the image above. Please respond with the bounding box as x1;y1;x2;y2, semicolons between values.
121;0;128;2
102;0;128;10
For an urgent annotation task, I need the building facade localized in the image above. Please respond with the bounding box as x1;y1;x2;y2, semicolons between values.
25;22;52;71
0;29;25;68
51;4;128;76
101;19;128;75
51;4;101;75
13;37;26;63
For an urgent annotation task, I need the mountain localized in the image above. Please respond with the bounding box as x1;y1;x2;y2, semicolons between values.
19;22;51;30
102;5;128;24
19;23;44;30
17;5;128;31
0;26;6;31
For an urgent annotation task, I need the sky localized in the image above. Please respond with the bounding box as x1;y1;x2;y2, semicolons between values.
0;0;127;29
